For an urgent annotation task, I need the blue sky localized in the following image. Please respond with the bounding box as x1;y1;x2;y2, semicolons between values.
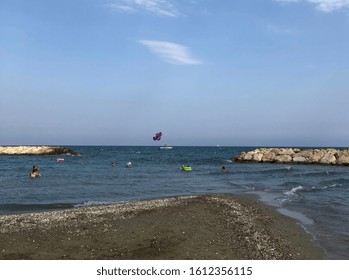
1;0;348;146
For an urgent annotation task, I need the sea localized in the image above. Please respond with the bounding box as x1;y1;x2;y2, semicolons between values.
0;146;348;259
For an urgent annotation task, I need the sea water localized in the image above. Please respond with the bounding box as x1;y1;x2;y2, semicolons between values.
0;146;348;259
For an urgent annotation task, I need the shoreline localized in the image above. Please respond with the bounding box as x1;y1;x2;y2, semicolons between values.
0;194;323;260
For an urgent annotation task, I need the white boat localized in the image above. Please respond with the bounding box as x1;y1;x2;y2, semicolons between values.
160;144;173;150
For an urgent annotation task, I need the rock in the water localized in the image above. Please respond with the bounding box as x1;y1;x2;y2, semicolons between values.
234;148;349;166
0;146;80;156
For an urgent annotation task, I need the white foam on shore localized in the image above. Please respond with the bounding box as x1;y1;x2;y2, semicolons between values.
251;190;314;226
253;191;280;207
74;201;122;208
277;208;314;225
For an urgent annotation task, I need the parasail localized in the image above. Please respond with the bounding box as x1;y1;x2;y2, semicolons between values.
153;132;162;141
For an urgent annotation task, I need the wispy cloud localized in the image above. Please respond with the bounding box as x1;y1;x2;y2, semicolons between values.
139;40;202;65
106;0;179;17
275;0;349;12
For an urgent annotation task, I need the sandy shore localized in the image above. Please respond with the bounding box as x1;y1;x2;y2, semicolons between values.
0;194;323;260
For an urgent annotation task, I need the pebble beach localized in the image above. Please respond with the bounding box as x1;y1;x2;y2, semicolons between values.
0;194;323;260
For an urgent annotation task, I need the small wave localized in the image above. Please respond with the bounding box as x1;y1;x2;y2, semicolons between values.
283;183;341;193
229;182;241;187
277;208;314;225
302;171;331;177
228;182;255;190
302;170;346;177
74;201;122;208
321;178;349;186
257;167;292;175
243;185;256;190
284;186;304;196
279;186;304;205
0;203;74;214
321;184;339;190
280;181;304;188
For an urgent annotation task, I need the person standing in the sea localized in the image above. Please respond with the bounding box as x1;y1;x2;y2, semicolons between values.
30;165;41;178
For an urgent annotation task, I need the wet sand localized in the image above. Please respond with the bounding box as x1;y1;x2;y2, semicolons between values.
0;194;323;260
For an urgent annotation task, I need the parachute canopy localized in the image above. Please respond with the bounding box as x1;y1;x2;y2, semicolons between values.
153;132;162;141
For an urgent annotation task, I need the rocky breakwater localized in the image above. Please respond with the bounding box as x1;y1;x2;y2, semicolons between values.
234;148;349;166
0;146;79;156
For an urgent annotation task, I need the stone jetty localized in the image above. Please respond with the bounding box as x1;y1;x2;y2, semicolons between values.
234;148;349;166
0;146;79;156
